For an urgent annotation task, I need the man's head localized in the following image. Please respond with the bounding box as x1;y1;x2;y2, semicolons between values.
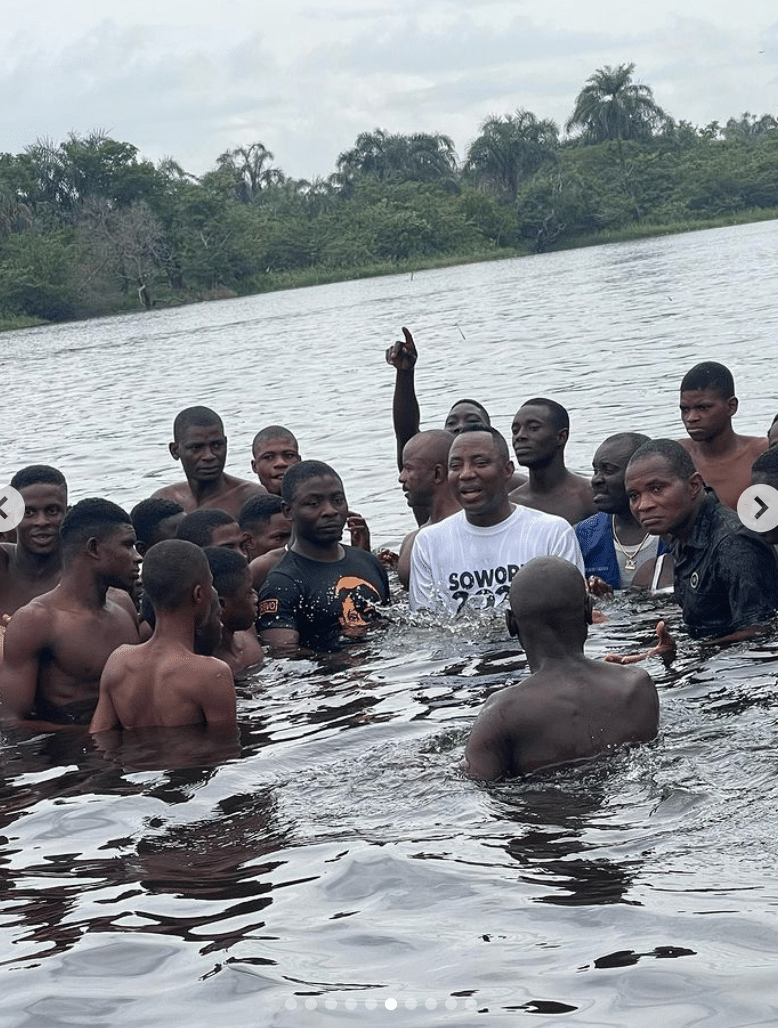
238;494;292;560
506;556;591;648
281;460;347;545
141;539;214;624
590;433;651;516
169;406;227;485
679;362;737;443
251;426;301;495
443;399;490;435
176;508;247;553
511;398;570;468
448;426;513;525
9;465;68;556
130;498;186;557
751;447;778;544
399;430;454;510
204;546;258;632
59;498;141;590
625;439;704;538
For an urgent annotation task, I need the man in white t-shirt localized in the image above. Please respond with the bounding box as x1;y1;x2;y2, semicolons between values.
409;426;584;615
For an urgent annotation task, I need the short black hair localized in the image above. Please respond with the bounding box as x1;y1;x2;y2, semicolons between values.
142;539;211;612
282;460;342;504
627;439;698;480
598;432;652;456
130;498;184;547
10;465;67;493
176;508;238;547
252;425;299;451
238;493;284;530
752;447;778;479
520;398;570;433
59;498;133;560
454;424;511;462
680;361;734;399
449;399;490;424
173;406;224;442
204;545;250;599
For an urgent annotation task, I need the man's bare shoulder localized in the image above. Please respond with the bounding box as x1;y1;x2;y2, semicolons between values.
738;434;768;458
151;481;194;507
224;474;267;498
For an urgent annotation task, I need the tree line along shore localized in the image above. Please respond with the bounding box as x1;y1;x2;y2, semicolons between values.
1;63;777;332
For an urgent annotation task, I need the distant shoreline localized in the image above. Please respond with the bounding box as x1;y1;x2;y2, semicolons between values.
3;207;777;334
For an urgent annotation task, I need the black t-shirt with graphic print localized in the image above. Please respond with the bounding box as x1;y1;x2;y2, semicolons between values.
257;545;390;651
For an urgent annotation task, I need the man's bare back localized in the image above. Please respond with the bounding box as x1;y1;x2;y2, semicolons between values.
464;657;658;778
463;556;659;781
90;639;236;731
679;435;767;510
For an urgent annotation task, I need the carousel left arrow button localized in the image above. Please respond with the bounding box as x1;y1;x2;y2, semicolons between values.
0;486;25;531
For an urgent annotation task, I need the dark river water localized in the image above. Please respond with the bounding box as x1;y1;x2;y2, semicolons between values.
2;220;778;1027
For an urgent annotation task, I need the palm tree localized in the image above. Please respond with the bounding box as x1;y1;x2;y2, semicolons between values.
465;110;559;201
216;144;285;202
566;64;666;149
336;129;458;185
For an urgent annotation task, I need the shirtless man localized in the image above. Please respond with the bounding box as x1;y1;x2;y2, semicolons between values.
152;406;266;518
176;508;247;554
0;498;141;728
509;398;597;525
463;557;659;780
250;426;301;495
395;430;460;588
204;546;264;675
385;326;526;523
678;361;766;510
0;465;68;617
90;540;236;732
130;497;186;556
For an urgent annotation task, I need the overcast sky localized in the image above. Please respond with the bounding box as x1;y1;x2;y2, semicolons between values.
2;1;777;181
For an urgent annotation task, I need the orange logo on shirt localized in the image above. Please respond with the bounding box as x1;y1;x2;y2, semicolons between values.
336;576;382;636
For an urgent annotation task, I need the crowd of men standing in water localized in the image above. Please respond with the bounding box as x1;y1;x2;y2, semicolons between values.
1;326;778;781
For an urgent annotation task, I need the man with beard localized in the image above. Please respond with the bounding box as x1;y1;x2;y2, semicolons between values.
409;426;584;616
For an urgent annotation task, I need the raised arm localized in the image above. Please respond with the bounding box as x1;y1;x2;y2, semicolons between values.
385;326;420;471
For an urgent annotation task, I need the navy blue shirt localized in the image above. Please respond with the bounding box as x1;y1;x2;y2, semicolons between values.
671;491;778;638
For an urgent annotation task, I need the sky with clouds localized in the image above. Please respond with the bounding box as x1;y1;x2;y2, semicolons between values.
2;1;777;181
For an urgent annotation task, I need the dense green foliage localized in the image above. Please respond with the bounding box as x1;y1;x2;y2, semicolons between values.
1;65;777;327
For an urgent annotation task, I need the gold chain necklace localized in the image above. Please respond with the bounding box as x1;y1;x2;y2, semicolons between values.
611;515;651;571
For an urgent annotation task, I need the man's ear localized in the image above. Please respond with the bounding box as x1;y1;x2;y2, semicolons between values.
281;502;293;522
584;592;594;626
728;396;738;416
86;535;101;560
192;582;205;605
432;462;446;485
250;457;258;474
169;441;180;461
136;540;148;558
558;427;570;448
689;471;705;499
